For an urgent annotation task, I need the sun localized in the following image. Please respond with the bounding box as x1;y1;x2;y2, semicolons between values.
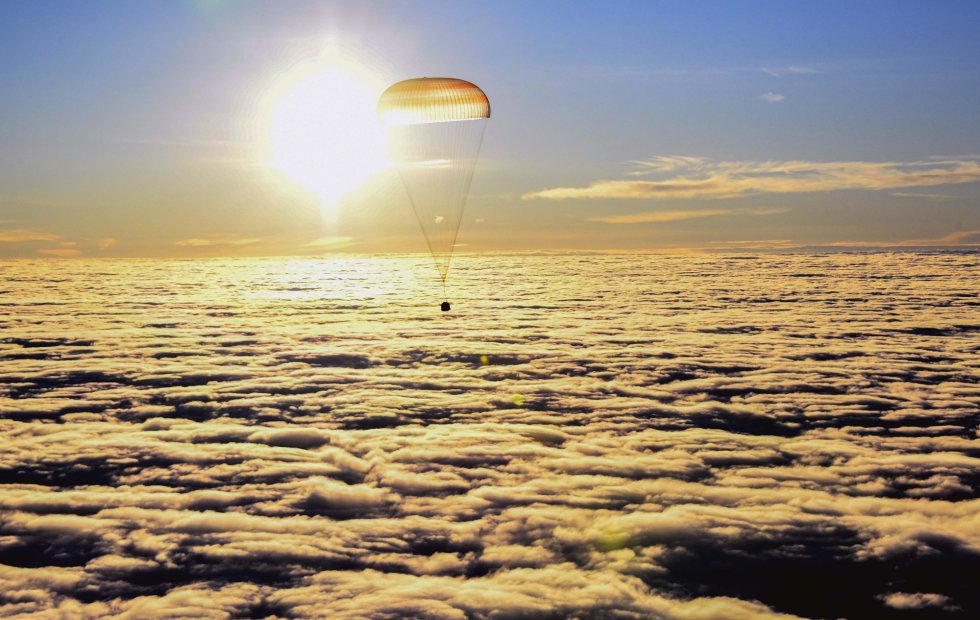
263;55;389;207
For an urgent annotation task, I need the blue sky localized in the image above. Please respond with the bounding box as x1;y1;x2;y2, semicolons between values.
1;0;979;256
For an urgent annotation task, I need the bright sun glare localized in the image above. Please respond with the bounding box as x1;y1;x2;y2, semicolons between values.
264;55;389;207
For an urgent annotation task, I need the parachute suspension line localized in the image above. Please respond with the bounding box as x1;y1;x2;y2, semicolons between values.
440;119;487;284
378;77;490;310
394;119;486;293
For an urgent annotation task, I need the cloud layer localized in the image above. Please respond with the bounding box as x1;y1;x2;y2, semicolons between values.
523;156;980;201
1;254;978;618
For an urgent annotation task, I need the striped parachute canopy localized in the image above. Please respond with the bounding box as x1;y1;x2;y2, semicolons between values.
378;78;490;125
379;78;490;302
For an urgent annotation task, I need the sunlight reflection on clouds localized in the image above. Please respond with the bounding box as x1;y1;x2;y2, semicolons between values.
0;253;977;618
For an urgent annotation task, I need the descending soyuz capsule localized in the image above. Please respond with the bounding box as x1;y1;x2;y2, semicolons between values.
378;78;490;312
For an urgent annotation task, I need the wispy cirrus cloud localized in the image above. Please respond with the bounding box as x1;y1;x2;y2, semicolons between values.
172;235;355;256
0;227;129;258
702;239;802;251
567;63;821;82
523;156;980;201
890;191;956;200
589;209;731;224
38;248;82;257
761;65;819;78
625;155;709;175
588;208;786;225
175;237;264;248
829;229;980;248
0;229;61;243
304;236;354;250
930;229;980;245
705;229;980;252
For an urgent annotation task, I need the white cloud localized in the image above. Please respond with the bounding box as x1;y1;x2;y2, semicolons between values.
523;156;980;201
0;254;976;617
761;66;819;78
760;92;785;103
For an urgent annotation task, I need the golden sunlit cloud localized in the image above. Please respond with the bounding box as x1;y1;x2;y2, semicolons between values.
587;208;785;224
38;248;82;257
175;237;264;248
703;239;801;250
524;156;980;200
702;228;980;251
260;46;390;209
304;235;354;250
829;229;980;247
0;229;61;243
879;592;957;612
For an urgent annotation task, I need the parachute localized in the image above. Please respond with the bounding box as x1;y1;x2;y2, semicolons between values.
378;78;490;309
